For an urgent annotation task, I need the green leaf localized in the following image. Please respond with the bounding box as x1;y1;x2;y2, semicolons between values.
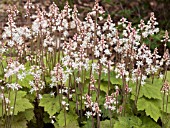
100;105;109;118
43;112;51;123
101;119;115;128
23;109;34;121
137;97;161;121
129;116;142;127
114;116;142;128
56;110;79;127
100;81;108;93
11;115;27;128
54;122;80;128
45;76;51;84
68;101;77;113
0;112;29;128
164;115;170;128
140;116;161;128
129;81;142;100
140;84;162;99
81;119;94;128
9;109;34;128
130;78;162;100
0;91;33;116
10;91;33;115
39;94;60;116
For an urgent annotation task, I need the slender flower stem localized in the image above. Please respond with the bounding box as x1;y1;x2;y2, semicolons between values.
97;63;102;128
108;62;111;94
109;109;112;127
88;59;93;95
73;72;79;114
92;116;95;128
64;108;66;127
165;94;168;115
162;92;165;128
121;75;126;116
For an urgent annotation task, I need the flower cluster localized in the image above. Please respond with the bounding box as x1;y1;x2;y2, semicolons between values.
140;12;159;38
104;86;121;111
84;94;101;118
161;81;170;95
6;83;22;91
50;63;64;87
4;59;25;79
104;94;116;111
29;66;45;99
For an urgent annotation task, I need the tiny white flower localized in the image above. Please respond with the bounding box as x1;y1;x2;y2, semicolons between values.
51;119;54;124
48;47;53;52
85;111;92;118
76;77;81;83
7;40;15;47
94;50;100;57
62;101;66;105
65;107;69;110
100;56;107;64
159;73;164;79
104;49;111;55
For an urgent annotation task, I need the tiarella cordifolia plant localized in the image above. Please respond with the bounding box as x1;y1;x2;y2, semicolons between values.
0;0;170;128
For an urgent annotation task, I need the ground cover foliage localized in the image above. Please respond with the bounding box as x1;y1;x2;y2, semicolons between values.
0;0;170;128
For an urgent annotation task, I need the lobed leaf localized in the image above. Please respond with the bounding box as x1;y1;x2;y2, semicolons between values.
56;110;79;127
137;97;161;122
114;116;142;128
39;94;60;116
140;116;161;128
140;84;162;100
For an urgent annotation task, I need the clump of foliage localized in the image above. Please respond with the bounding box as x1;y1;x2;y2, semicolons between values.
0;0;170;128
